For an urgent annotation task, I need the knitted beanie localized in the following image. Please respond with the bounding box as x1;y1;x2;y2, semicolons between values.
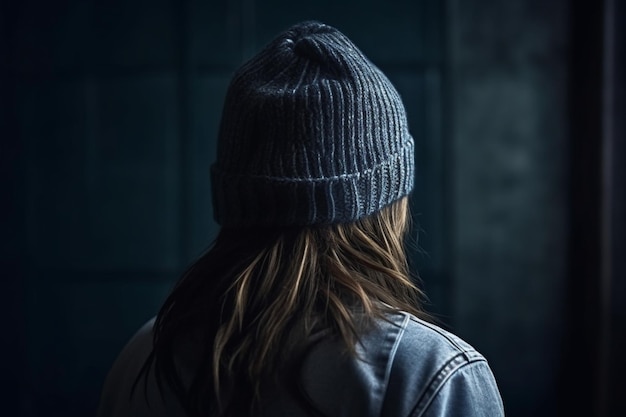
211;21;415;227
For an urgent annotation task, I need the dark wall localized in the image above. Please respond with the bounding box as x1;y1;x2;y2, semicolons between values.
609;0;626;413
1;3;27;417
447;1;569;415
2;0;623;416
562;0;626;415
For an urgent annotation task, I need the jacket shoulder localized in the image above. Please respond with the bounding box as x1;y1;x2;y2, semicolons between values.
392;312;485;363
382;312;504;417
299;311;502;417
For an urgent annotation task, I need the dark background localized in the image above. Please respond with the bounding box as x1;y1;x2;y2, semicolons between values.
1;0;624;416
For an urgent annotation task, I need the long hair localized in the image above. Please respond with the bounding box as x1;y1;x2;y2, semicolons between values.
138;196;428;416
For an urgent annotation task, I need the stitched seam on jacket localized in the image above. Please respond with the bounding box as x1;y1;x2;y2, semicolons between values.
381;313;409;397
369;312;409;417
409;353;487;417
408;317;482;361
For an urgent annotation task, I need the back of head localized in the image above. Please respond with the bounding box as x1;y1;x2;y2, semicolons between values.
211;20;414;227
148;21;423;417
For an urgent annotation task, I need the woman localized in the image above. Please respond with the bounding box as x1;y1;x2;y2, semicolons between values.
98;21;504;417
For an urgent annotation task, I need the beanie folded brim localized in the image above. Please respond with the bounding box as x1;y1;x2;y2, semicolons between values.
211;138;414;227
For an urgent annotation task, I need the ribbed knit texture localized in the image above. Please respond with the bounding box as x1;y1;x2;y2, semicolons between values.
211;21;415;227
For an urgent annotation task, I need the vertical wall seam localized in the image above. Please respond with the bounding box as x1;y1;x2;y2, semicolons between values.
598;0;615;415
178;0;192;267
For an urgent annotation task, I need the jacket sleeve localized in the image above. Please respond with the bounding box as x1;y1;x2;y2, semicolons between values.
417;360;505;417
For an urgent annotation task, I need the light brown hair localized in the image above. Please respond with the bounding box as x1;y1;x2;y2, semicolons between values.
139;196;428;416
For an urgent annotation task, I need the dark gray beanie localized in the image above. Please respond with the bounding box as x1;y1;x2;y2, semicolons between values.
211;21;414;227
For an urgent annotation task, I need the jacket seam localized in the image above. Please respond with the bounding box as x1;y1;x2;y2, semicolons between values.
383;313;410;388
408;316;481;361
408;353;487;417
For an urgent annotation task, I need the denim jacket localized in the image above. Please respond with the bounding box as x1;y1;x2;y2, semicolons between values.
97;312;504;416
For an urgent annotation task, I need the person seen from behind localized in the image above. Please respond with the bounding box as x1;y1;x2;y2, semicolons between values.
97;21;505;417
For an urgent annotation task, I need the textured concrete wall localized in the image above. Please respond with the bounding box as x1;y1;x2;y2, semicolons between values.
448;1;569;415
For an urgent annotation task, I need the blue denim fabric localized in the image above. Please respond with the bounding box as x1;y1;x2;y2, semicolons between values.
291;312;504;417
98;312;504;416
